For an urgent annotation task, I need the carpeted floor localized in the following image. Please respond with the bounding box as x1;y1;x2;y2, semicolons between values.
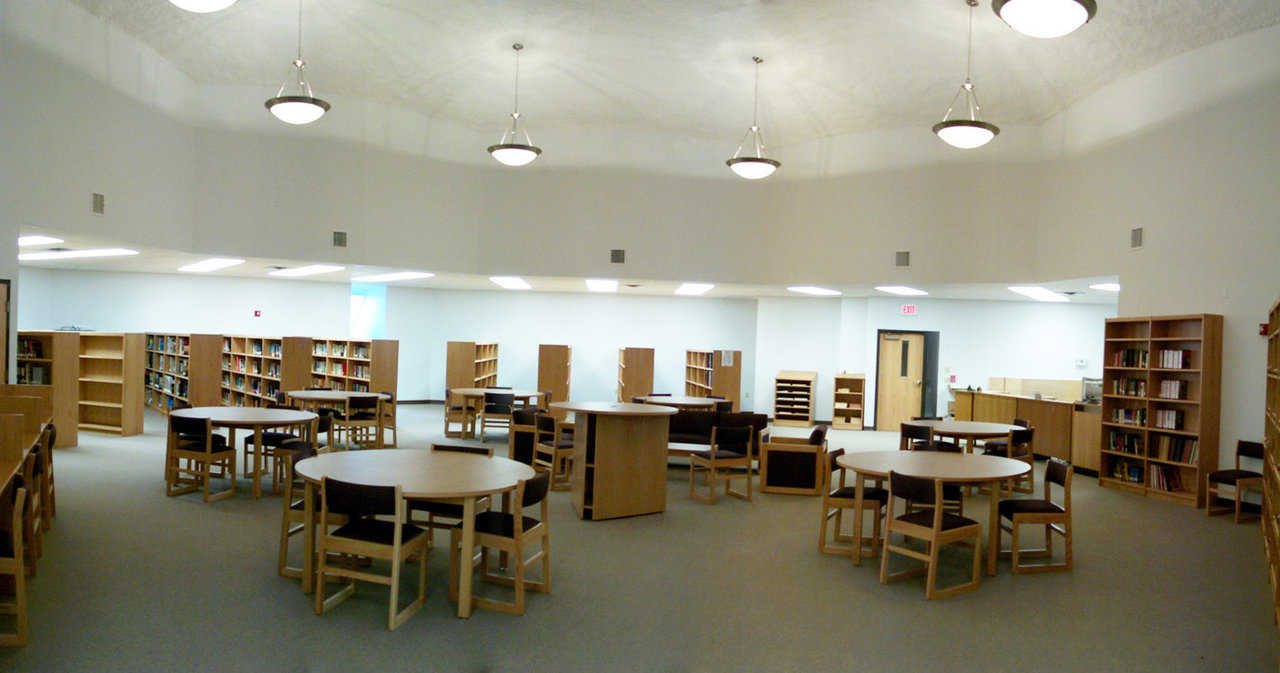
0;404;1275;672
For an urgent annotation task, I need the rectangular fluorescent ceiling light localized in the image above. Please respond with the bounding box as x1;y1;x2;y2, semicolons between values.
674;283;714;296
788;286;842;296
178;257;245;273
875;285;928;296
490;276;532;290
1009;286;1070;302
18;247;138;261
17;235;63;247
268;264;345;278
585;279;618;293
351;271;435;283
1089;283;1121;292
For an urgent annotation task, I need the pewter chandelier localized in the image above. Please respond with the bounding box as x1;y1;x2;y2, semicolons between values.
265;0;330;125
993;0;1097;39
933;0;999;149
488;43;542;167
726;56;780;180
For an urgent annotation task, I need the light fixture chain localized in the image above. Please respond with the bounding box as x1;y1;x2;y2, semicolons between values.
752;57;760;127
513;46;521;116
297;0;303;61
965;0;973;82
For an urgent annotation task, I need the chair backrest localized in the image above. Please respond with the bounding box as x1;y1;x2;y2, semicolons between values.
348;395;378;411
535;413;557;432
808;425;828;445
274;391;289;406
316;413;332;433
649;393;671;397
714;400;733;414
900;423;932;442
171;402;191;411
1238;439;1265;463
44;424;57;452
826;448;846;487
283;439;316;476
711;425;752;455
1013;417;1030;427
1009;427;1035;453
491;386;513;390
708;395;725;400
431;442;494;456
169;415;211;439
320;477;397;518
541;390;552;406
1045;457;1071;487
521;470;552;508
889;470;937;505
631;396;646;403
484;392;515;411
380;391;395;405
912;416;943;421
512;408;539;426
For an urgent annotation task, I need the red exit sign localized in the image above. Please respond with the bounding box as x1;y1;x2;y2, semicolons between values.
901;304;917;315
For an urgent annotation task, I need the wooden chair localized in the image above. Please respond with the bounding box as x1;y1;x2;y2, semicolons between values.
165;415;237;502
408;444;494;539
689;425;753;504
247;410;307;495
478;392;515;440
879;471;982;599
449;471;551;615
998;457;1073;574
314;478;428;631
982;427;1035;494
899;422;959;452
276;440;348;584
508;409;540;466
270;418;318;496
334;396;382;450
443;389;476;438
759;425;827;495
39;425;56;527
818;448;887;556
379;391;397;447
18;453;42;576
533;413;574;491
981;417;1029;454
0;488;28;646
1207;440;1265;522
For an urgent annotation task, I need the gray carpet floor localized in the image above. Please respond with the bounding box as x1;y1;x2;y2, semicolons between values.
0;405;1276;672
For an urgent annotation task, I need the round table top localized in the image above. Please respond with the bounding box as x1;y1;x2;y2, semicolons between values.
550;401;678;416
171;406;317;427
904;419;1024;438
294;449;535;498
837;451;1030;482
641;395;718;408
452;388;542;398
286;390;390;402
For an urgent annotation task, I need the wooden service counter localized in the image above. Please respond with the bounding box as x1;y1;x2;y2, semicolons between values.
953;390;1100;471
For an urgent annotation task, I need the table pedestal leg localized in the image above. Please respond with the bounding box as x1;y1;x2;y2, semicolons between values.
303;481;316;593
851;476;865;566
458;496;476;618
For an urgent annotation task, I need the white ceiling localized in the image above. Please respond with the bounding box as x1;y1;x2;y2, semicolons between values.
64;1;1280;147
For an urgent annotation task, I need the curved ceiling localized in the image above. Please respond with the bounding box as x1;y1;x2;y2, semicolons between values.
66;0;1280;148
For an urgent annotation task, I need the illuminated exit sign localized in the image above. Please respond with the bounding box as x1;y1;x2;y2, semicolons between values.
901;304;917;315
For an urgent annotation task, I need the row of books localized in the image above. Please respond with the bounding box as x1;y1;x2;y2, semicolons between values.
16;362;50;385
1113;378;1146;397
17;337;45;359
1112;348;1149;368
1152;435;1199;463
146;335;189;355
221;339;283;357
1153;409;1184;430
314;343;349;357
1108;431;1143;455
1149;465;1185;492
1111;408;1147;425
147;354;188;376
1156;379;1188;400
223;356;262;375
147;373;188;398
1109;460;1143;483
1156;349;1193;369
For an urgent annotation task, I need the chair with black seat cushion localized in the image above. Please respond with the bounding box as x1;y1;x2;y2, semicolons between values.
449;471;551;615
631;396;647;404
533;414;574;491
819;448;888;556
981;417;1028;454
478;392;515;441
982;427;1035;494
998;457;1073;574
408;444;495;539
379;391;397;447
902;424;964;515
689;425;753;503
165;415;236;502
0;487;28;646
509;409;540;466
759;425;827;495
244;415;304;494
276;440;348;583
271;417;319;492
334;395;382;450
40;425;57;525
1207;440;1265;523
314;477;428;631
443;388;477;438
912;416;943;421
18;452;42;576
713;400;733;413
879;471;982;599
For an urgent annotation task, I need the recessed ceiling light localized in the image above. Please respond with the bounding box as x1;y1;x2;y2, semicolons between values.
1009;286;1070;302
675;283;714;296
1089;282;1121;292
17;235;64;247
178;257;245;273
490;276;532;290
351;271;435;283
18;248;138;261
585;279;618;293
788;286;842;296
875;285;929;296
169;0;238;12
268;264;344;278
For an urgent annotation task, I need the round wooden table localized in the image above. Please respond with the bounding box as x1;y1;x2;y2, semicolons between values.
295;449;535;618
286;390;390;408
171;407;317;498
835;450;1031;575
640;395;718;409
450;388;543;438
904;419;1024;453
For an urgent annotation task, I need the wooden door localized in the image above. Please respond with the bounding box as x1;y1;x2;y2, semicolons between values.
876;332;924;430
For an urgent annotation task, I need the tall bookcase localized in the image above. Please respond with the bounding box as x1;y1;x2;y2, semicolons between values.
221;336;312;408
538;344;571;409
1099;315;1222;507
1263;298;1280;628
446;341;499;392
833;373;865;430
774;371;817;427
684;349;743;411
617;347;655;402
145;333;223;413
16;330;78;447
78;332;144;436
309;338;398;394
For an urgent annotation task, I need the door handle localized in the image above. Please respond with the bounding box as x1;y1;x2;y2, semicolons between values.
914;380;922;386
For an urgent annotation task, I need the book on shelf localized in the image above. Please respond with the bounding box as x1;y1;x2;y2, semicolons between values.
1110;407;1148;425
1113;378;1147;396
1108;430;1143;455
1112;348;1149;368
1149;465;1185;492
1153;434;1199;463
1157;379;1187;399
1153;409;1184;430
1157;349;1192;369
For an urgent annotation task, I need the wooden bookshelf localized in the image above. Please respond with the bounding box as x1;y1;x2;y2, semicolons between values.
1098;315;1222;507
1263;297;1280;629
145;333;223;413
17;330;78;447
833;373;865;430
307;338;398;394
537;344;571;411
220;336;313;408
617;347;655;402
774;371;817;427
685;349;742;411
446;341;498;393
78;332;144;436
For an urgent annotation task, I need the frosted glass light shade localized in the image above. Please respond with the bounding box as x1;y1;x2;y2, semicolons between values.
993;0;1097;39
169;0;238;12
726;157;780;180
488;144;542;167
265;96;329;125
932;120;999;149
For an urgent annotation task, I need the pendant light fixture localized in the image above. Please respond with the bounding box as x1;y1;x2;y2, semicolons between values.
168;0;237;12
726;56;780;180
488;43;542;167
933;0;999;149
264;0;330;125
993;0;1097;39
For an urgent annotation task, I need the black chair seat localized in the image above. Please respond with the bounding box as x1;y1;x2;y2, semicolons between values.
897;509;978;531
330;518;425;545
179;432;226;445
669;433;710;445
344;412;378;421
1207;468;1262;484
915;440;961;453
830;486;889;503
539;438;574;450
316;407;343;418
984;438;1008;449
176;434;228;452
0;534;11;558
999;498;1066;518
691;449;746;460
408;499;465;518
242;431;295;448
942;484;963;500
459;510;541;538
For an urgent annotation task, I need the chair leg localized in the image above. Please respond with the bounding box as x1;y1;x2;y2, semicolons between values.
540;533;551;593
1011;519;1021;572
448;528;460;603
387;553;401;630
924;541;940;599
818;505;830;553
513;544;527;615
